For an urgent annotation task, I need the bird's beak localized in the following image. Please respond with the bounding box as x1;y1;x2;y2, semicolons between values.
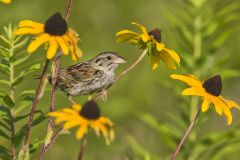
114;57;126;64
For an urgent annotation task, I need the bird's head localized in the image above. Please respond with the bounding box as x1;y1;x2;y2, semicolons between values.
91;51;126;72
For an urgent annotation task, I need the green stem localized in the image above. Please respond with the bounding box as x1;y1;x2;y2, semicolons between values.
193;14;202;60
9;40;16;160
77;139;87;160
171;108;201;160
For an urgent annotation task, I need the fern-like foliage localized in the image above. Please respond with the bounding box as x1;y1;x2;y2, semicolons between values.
0;24;45;160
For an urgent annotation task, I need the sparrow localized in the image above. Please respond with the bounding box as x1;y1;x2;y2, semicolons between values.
49;51;126;102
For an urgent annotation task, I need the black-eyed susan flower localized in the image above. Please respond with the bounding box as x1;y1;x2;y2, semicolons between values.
0;0;11;4
171;74;240;125
116;22;180;70
14;12;83;60
48;101;115;144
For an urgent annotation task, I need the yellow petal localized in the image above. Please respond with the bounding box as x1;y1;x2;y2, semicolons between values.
1;0;11;4
109;129;115;142
182;87;204;96
212;97;224;116
128;39;139;45
18;20;44;29
71;47;83;61
76;125;88;140
201;98;211;112
220;96;240;110
159;51;177;70
156;42;165;51
46;37;58;59
163;48;180;65
151;53;160;70
221;104;233;125
27;34;50;53
98;123;110;145
14;27;43;35
141;34;150;42
61;108;76;114
63;120;80;129
99;117;113;126
170;74;202;87
116;30;139;43
56;36;69;55
131;22;148;34
72;104;81;111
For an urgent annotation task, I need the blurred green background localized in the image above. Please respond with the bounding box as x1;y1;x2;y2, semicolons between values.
1;0;240;159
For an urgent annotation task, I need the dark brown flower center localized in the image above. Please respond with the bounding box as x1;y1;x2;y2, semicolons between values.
202;75;222;96
44;12;68;36
80;100;101;120
148;28;161;42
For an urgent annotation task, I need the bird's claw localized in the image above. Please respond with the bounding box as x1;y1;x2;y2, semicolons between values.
100;90;108;102
67;95;77;104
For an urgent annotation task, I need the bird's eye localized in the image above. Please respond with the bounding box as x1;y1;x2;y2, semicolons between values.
107;56;112;60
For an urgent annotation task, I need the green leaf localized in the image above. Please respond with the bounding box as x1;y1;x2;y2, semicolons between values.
17;145;29;160
14;110;43;123
0;63;10;75
12;63;41;87
137;112;178;149
3;95;15;108
0;79;10;86
13;37;28;50
29;138;44;154
0;35;10;44
19;90;35;100
0;105;11;117
0;46;8;58
14;113;46;147
0;130;10;139
12;53;30;67
12;76;24;87
14;101;32;115
0;121;10;131
221;69;240;80
0;145;11;160
0;90;7;98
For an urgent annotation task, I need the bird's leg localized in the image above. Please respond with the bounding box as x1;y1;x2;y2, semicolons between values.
67;95;77;104
99;90;108;102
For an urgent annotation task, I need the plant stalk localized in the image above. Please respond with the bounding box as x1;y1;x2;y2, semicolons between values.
77;138;87;160
22;59;50;150
39;0;75;159
171;107;201;160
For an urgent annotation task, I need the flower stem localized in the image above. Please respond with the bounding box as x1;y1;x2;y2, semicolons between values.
171;107;201;160
92;49;148;100
22;59;50;149
114;48;148;82
39;0;75;159
77;138;87;160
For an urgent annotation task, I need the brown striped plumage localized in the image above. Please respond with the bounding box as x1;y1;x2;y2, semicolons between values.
49;51;126;96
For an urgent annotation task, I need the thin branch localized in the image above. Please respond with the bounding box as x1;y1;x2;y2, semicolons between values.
65;0;74;21
93;49;148;100
39;0;75;159
39;128;63;160
171;107;201;160
22;59;50;150
77;138;87;160
114;49;148;83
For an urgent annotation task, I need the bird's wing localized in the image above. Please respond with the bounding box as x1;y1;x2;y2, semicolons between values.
59;62;104;82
